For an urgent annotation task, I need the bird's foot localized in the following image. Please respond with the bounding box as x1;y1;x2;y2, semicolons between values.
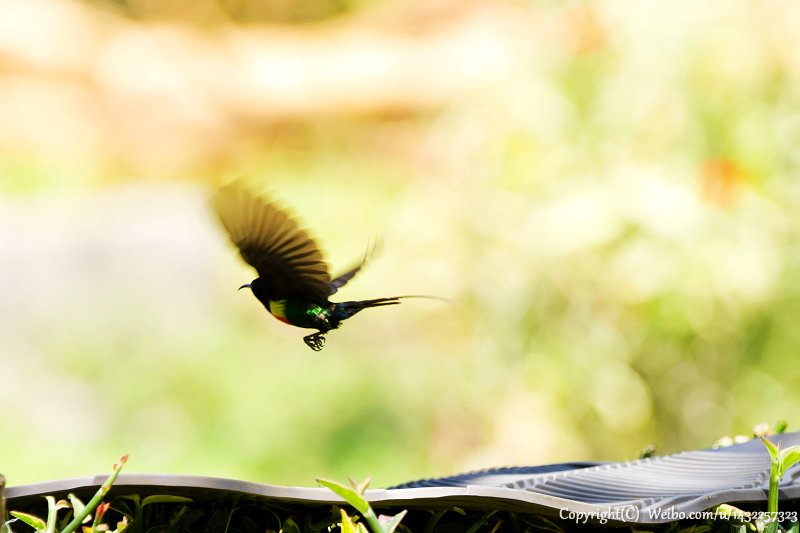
303;332;326;351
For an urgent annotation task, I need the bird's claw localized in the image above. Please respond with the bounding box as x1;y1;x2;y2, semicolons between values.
303;332;326;351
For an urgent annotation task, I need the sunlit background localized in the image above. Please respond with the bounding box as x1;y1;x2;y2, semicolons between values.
2;0;800;487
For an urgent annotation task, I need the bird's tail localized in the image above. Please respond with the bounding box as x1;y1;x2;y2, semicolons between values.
335;295;446;320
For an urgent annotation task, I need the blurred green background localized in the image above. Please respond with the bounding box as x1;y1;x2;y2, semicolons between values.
2;0;800;487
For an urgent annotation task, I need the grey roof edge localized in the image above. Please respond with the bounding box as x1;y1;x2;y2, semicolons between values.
7;435;800;525
3;473;797;524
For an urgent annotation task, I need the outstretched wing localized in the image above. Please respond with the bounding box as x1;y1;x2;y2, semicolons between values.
213;183;332;302
329;265;362;295
329;241;380;295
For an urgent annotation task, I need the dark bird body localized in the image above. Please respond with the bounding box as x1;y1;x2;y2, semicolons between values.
213;183;422;350
253;283;403;332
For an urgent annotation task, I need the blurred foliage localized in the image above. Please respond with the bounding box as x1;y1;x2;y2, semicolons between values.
3;0;800;492
90;0;371;24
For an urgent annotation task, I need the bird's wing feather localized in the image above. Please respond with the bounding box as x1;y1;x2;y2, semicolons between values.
329;241;380;295
213;183;332;302
329;265;362;295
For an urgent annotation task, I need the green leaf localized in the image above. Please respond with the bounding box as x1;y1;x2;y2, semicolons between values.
339;510;361;533
317;478;370;515
141;495;193;506
762;437;780;461
517;514;565;533
318;478;384;533
118;495;140;506
422;509;448;533
281;517;301;533
774;421;788;435
379;511;408;533
779;445;800;473
45;495;58;533
354;477;371;495
715;504;750;520
55;499;71;511
113;516;131;533
68;493;88;523
465;510;498;533
10;510;47;531
110;500;134;520
639;444;657;459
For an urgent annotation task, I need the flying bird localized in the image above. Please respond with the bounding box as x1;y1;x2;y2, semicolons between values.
213;183;433;351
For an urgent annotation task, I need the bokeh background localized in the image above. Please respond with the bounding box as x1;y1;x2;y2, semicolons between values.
2;0;800;487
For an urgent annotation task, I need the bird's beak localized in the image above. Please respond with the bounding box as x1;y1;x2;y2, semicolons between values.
238;283;251;291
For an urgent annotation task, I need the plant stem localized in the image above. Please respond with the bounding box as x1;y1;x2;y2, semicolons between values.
769;468;780;515
362;507;384;533
766;453;780;533
61;454;128;533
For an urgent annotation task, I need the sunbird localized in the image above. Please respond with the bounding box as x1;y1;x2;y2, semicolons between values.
213;183;433;351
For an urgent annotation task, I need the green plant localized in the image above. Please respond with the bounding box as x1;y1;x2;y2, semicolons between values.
113;494;193;533
761;437;800;533
8;454;129;533
317;478;406;533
